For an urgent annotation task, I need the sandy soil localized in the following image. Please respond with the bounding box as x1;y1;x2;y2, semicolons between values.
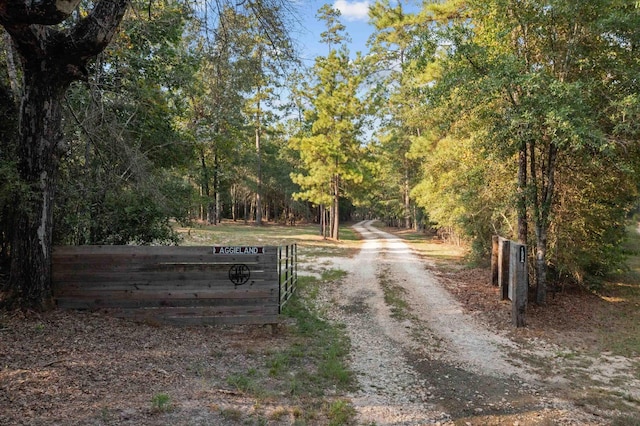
319;220;636;425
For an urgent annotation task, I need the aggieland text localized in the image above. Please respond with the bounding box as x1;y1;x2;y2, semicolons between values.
213;246;264;255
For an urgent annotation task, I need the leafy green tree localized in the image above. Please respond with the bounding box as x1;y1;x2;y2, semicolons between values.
413;0;640;301
242;12;294;225
0;0;298;309
0;0;129;309
184;7;251;224
367;0;431;229
290;6;365;240
183;4;295;225
55;2;196;245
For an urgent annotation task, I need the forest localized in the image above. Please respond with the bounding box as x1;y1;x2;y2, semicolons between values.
1;0;640;309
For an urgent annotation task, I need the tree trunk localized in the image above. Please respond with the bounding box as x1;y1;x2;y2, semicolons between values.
213;151;220;224
517;140;527;244
7;70;64;309
529;139;557;305
2;32;19;104
404;166;411;229
332;173;340;240
320;204;327;239
273;199;279;224
255;96;262;226
412;205;418;231
243;196;248;224
199;150;209;222
1;0;129;310
231;185;237;222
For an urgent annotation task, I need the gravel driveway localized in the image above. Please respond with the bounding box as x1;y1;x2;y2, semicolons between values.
321;220;602;425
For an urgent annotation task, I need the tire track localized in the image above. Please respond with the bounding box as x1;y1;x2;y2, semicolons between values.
323;220;600;425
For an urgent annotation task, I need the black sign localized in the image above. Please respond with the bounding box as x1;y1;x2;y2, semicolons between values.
229;264;250;286
214;246;264;255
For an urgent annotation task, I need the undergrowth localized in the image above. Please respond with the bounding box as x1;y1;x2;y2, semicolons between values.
220;271;356;424
280;273;354;393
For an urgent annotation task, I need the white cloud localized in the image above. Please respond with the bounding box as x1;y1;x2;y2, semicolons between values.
333;0;371;22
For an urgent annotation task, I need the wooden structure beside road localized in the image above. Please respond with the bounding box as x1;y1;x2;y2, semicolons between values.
491;236;527;327
52;244;297;325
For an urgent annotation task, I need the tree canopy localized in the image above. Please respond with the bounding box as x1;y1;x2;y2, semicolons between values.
2;0;640;308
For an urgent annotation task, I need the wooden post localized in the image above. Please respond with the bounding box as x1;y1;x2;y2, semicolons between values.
510;242;527;327
278;246;282;313
498;237;510;300
491;235;499;286
285;244;290;297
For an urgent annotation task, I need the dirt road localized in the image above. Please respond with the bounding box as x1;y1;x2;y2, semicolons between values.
323;220;602;425
2;220;637;424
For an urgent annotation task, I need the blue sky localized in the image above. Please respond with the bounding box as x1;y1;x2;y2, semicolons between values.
292;0;378;63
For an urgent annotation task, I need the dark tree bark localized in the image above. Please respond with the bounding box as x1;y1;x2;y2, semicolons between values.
0;79;18;274
529;138;557;306
199;148;210;221
255;91;263;226
517;140;527;244
0;0;129;309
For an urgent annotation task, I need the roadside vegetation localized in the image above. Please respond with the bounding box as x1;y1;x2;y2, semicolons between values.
1;222;361;425
4;1;640;313
178;222;359;423
384;221;640;423
211;268;357;425
2;220;640;423
596;224;640;358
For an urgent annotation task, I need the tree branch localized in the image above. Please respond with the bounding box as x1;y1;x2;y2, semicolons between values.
1;0;130;86
0;0;82;25
64;0;130;61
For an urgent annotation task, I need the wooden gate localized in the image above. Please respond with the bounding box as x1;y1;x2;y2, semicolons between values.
52;244;297;325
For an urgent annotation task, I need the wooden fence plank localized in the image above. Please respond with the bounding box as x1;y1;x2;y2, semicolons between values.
53;280;274;295
53;271;278;284
54;287;276;299
52;245;288;325
56;296;279;310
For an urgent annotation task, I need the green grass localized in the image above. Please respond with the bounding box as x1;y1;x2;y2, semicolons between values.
170;221;357;422
378;267;412;321
178;221;322;246
326;399;357;426
178;221;361;262
335;226;360;242
321;269;348;282
150;393;172;413
178;220;360;246
279;273;354;393
226;370;263;395
554;351;579;360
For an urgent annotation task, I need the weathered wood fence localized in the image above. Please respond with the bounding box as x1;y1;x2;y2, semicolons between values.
52;244;297;326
